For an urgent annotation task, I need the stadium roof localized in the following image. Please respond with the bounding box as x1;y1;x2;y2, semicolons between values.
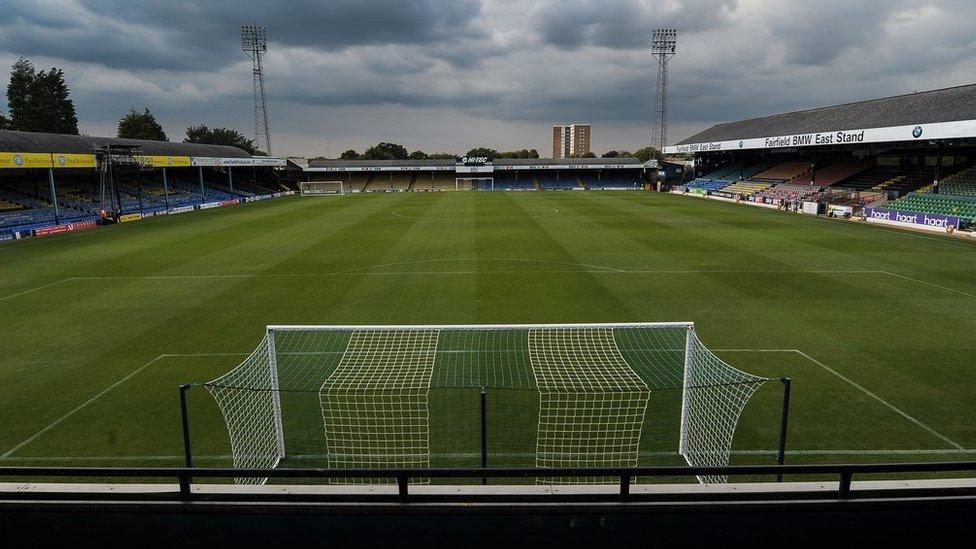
666;83;976;154
305;157;643;171
0;129;251;158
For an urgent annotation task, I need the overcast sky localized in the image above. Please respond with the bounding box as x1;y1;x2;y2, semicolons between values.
1;0;974;157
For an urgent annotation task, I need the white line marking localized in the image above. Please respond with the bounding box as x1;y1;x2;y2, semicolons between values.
0;352;248;458
718;348;963;450
0;278;75;302
881;270;976;299
1;354;167;459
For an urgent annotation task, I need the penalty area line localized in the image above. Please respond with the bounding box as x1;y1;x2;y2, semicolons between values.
0;351;249;459
719;348;963;450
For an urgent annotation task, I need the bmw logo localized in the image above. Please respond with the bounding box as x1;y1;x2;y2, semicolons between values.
56;155;67;166
738;141;743;148
912;126;923;138
12;154;23;166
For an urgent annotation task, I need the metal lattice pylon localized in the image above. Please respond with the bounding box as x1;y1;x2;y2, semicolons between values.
242;25;272;156
650;28;677;153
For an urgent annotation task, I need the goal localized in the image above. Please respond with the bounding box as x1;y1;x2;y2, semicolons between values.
204;323;766;485
300;180;346;196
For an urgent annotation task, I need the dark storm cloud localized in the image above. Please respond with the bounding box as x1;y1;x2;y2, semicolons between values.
0;0;975;155
529;0;737;50
0;0;490;72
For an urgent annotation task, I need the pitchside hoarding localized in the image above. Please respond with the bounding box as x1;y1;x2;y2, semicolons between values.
664;119;976;154
864;207;960;229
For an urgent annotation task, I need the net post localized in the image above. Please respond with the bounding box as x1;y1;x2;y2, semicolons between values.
480;387;488;485
179;383;194;469
678;324;695;455
776;377;792;482
266;327;286;460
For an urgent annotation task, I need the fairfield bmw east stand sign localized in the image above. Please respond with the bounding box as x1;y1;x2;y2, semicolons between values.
663;119;976;154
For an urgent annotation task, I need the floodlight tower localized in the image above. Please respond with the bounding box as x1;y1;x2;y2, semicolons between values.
650;28;677;153
242;25;272;155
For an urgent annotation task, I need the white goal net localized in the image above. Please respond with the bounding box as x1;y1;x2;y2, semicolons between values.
300;180;346;196
204;323;766;485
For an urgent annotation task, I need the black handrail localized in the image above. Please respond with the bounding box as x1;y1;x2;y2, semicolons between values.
3;461;976;502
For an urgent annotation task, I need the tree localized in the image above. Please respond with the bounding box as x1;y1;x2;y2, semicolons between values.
426;152;456;159
6;58;36;131
632;146;663;164
408;150;428;160
184;125;257;154
37;68;78;134
361;142;409;160
5;59;78;134
465;147;498;158
602;150;620;158
581;152;597;158
495;148;539;159
0;112;9;130
117;108;167;141
339;149;359;159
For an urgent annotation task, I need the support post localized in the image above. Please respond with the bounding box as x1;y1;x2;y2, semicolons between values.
678;324;695;456
136;165;144;214
47;168;60;225
266;328;286;461
198;166;206;202
228;166;234;193
776;377;792;482
480;388;488;485
179;384;194;469
162;168;170;209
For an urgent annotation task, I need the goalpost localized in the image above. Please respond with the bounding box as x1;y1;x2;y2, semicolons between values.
204;323;766;485
300;180;346;196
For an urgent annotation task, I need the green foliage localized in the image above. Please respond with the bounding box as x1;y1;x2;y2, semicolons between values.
117;108;167;141
0;111;9;130
5;58;78;134
361;142;409;160
184;125;256;154
602;150;620;158
632;146;663;163
465;147;498;158
495;148;539;159
426;152;457;159
408;150;428;160
339;149;359;159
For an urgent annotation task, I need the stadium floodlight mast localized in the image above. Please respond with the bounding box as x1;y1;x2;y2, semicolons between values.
242;25;272;156
650;28;677;153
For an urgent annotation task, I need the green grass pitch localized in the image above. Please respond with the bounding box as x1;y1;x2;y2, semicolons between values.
2;191;976;475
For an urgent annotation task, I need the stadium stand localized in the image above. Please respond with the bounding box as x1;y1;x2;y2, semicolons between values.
938;166;976;197
489;173;536;191
884;192;976;223
752;183;822;203
538;173;579;190
582;174;641;189
749;161;811;183
795;159;873;186
718;180;771;196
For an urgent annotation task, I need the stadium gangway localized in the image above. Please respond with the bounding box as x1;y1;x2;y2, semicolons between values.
3;461;976;503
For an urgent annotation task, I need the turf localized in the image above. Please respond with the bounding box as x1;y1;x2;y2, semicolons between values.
2;191;976;475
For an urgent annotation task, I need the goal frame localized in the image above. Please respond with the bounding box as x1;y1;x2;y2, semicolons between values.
457;177;493;191
299;180;346;196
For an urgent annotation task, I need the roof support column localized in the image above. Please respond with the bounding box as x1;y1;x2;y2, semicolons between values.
162;168;170;209
199;166;206;202
47;168;59;225
228;166;234;194
934;141;943;194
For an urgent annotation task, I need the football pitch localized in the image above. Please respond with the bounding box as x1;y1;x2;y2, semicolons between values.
2;191;976;474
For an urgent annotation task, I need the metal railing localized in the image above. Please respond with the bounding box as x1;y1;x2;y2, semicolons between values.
3;461;976;503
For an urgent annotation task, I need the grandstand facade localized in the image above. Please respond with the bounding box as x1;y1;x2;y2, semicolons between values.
302;157;646;192
0;130;288;240
664;84;976;232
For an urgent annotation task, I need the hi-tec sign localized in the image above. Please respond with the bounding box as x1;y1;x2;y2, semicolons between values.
456;156;493;173
663;119;976;154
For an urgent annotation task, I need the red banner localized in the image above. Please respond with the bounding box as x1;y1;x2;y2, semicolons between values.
34;219;97;237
